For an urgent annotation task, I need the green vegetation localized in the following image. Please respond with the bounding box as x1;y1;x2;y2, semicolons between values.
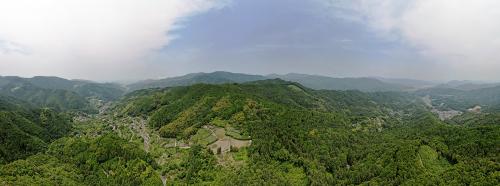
0;97;72;164
127;71;417;92
73;83;125;102
269;73;410;92
114;79;499;185
0;134;161;185
416;85;500;112
127;71;267;91
190;128;217;146
0;82;94;112
1;78;498;185
0;76;125;112
417;145;451;174
225;127;251;140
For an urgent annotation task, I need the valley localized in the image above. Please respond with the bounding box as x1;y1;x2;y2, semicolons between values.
2;1;499;185
0;0;500;186
0;74;498;185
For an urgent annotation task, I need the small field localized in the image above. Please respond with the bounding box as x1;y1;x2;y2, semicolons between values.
225;127;251;140
417;145;451;174
190;128;218;146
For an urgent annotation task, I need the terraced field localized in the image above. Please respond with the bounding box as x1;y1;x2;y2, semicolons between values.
189;125;252;154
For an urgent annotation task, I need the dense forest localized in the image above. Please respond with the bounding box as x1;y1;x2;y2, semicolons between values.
0;78;498;185
0;95;72;164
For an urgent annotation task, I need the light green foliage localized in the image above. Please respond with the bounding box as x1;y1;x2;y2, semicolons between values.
232;147;248;162
190;128;217;146
210;117;228;127
225;127;251;140
1;134;161;186
417;145;451;174
0;154;82;185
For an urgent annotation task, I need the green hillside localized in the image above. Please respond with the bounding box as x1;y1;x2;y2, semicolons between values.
127;71;267;91
0;76;125;112
127;71;413;92
0;79;498;185
268;73;410;92
416;85;500;112
111;80;497;185
0;81;94;112
0;96;72;164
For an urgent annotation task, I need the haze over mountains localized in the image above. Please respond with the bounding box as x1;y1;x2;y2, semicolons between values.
5;71;500;95
124;71;500;92
3;71;500;116
128;71;437;92
0;76;125;112
3;71;500;111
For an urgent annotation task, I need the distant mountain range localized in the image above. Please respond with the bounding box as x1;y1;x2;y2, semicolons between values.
4;72;499;96
128;71;431;92
416;85;500;112
433;80;500;91
268;73;414;92
371;77;437;89
3;72;500;113
128;71;500;94
127;71;267;91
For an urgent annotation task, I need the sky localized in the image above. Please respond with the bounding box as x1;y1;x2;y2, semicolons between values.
0;0;500;82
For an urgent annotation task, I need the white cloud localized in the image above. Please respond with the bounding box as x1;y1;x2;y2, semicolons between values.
0;0;226;80
321;0;500;80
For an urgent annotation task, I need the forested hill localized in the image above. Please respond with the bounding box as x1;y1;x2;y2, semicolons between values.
127;71;420;92
127;71;267;91
0;76;125;101
416;85;500;112
111;79;498;185
0;76;125;112
0;79;498;185
118;79;393;121
267;73;411;92
0;96;72;164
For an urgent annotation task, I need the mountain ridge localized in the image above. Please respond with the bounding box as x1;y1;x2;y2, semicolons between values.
127;71;426;92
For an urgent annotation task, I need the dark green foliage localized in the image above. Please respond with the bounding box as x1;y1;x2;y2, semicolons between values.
214;161;309;185
181;144;216;184
449;112;500;126
0;106;71;164
0;112;47;164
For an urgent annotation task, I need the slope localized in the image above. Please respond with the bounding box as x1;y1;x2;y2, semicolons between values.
127;71;267;91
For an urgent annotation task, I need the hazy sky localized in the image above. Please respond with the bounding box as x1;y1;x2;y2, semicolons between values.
1;0;500;81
